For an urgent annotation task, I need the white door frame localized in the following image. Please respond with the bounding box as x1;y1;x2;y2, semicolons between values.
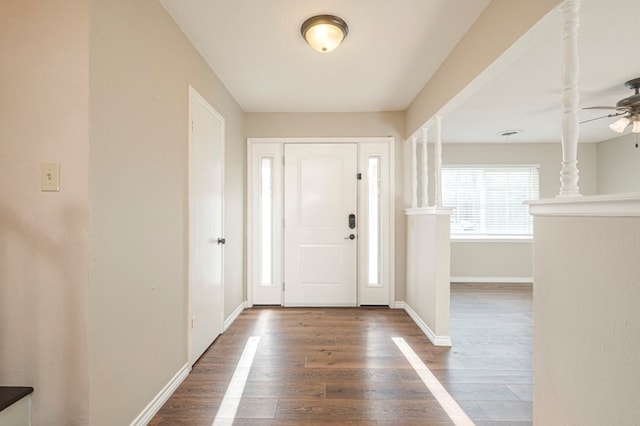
246;137;395;307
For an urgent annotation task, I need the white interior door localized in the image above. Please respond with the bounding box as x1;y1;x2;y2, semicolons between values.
188;87;224;365
284;143;358;306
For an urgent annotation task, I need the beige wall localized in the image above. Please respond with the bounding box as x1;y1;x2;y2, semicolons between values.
533;216;640;425
245;112;405;139
442;143;597;280
597;133;640;194
450;241;532;280
246;112;408;300
89;0;244;424
1;0;245;423
0;1;90;424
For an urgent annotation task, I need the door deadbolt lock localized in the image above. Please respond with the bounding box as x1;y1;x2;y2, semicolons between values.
348;214;356;229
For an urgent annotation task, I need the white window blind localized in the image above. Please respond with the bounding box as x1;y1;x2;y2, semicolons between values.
442;165;539;237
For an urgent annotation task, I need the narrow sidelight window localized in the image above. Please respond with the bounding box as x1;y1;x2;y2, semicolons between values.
368;156;382;286
260;157;273;285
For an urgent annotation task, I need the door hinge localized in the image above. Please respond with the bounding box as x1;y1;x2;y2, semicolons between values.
282;282;285;290
357;173;362;180
283;218;285;228
191;120;194;132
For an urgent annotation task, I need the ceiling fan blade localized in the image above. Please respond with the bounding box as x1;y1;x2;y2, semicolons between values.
583;106;631;110
580;112;626;124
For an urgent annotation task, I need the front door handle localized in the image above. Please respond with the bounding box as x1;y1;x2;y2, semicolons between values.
217;238;226;245
344;234;356;240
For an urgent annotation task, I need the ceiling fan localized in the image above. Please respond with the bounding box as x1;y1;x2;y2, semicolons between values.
582;77;640;134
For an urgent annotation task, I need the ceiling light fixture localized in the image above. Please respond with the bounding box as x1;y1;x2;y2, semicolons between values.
301;15;348;53
633;119;640;134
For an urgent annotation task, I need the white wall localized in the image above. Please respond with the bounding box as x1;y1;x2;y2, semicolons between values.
0;1;90;424
533;215;640;425
89;0;245;424
441;143;597;281
597;133;640;194
245;112;408;300
405;212;451;343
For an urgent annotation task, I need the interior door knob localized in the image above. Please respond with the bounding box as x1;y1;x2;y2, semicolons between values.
344;234;356;240
217;238;226;245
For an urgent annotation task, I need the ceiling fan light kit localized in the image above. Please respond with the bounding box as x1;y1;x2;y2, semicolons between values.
609;116;631;133
587;77;640;135
301;15;348;53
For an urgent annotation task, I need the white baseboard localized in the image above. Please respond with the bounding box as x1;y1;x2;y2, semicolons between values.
403;303;452;347
450;276;533;284
130;362;190;426
391;301;406;309
224;301;246;332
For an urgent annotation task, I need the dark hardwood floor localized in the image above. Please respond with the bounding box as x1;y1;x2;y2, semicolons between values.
150;283;532;425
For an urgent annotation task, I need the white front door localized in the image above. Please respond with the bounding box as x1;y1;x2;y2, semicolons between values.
188;87;224;365
284;143;358;306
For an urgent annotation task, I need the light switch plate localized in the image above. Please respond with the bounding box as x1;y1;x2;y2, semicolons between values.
41;162;60;192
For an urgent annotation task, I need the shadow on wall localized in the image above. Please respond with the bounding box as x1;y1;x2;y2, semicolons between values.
0;201;89;423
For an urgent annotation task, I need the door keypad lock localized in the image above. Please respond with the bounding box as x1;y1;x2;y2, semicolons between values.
346;214;356;240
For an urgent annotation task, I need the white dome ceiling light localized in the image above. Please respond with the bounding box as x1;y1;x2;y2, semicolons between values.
301;15;349;53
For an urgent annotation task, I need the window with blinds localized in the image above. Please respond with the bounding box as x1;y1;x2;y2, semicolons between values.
442;165;539;237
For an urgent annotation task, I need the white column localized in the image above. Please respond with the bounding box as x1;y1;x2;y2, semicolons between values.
411;135;418;208
558;0;581;197
421;126;429;208
434;116;443;207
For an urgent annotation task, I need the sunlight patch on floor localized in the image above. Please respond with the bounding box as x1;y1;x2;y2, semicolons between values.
212;336;261;426
392;337;475;426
